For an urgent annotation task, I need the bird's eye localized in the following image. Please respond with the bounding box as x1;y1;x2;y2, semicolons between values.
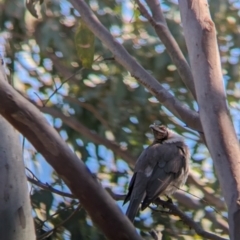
160;126;166;132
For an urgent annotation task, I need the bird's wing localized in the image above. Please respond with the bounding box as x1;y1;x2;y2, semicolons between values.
123;146;160;221
123;146;159;205
123;172;136;205
141;142;188;210
124;172;148;222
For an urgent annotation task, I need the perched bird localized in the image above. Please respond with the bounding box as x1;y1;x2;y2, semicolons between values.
123;124;189;222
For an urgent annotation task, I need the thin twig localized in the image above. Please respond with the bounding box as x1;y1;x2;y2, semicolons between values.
108;185;228;235
27;175;127;202
27;176;76;198
44;67;84;106
105;188;126;201
162;194;223;234
188;173;226;210
41;201;80;226
26;167;40;181
42;56;102;107
63;95;110;129
37;204;82;240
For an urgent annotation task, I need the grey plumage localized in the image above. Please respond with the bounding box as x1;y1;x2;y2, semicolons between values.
123;124;189;222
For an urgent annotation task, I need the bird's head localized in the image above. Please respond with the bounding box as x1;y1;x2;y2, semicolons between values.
149;124;168;142
150;123;184;143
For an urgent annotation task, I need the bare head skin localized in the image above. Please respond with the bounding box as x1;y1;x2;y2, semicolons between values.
149;124;168;141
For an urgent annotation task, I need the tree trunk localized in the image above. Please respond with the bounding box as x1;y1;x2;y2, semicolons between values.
0;112;35;239
179;1;240;239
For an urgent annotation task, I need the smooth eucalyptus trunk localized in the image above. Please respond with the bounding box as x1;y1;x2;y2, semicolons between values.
179;1;240;239
0;112;35;239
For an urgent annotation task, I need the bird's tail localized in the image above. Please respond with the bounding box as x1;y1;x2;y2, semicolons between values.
126;198;142;222
125;173;147;222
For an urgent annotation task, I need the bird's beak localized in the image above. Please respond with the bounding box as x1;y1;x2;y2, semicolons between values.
149;124;157;131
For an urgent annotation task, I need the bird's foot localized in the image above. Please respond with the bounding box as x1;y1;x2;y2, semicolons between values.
165;195;173;204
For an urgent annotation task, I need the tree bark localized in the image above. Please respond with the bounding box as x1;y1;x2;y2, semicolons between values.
0;116;35;239
179;1;240;239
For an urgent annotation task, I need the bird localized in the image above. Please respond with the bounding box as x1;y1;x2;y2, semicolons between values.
123;123;190;222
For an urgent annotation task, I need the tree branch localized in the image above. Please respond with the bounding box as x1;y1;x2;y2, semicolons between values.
187;173;225;210
153;199;228;240
27;176;77;199
0;65;142;240
108;188;229;236
63;95;110;129
68;0;202;132
136;0;196;99
143;0;165;23
178;1;240;239
173;191;229;235
40;106;136;166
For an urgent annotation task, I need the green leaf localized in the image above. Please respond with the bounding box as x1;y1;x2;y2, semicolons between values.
75;20;95;69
